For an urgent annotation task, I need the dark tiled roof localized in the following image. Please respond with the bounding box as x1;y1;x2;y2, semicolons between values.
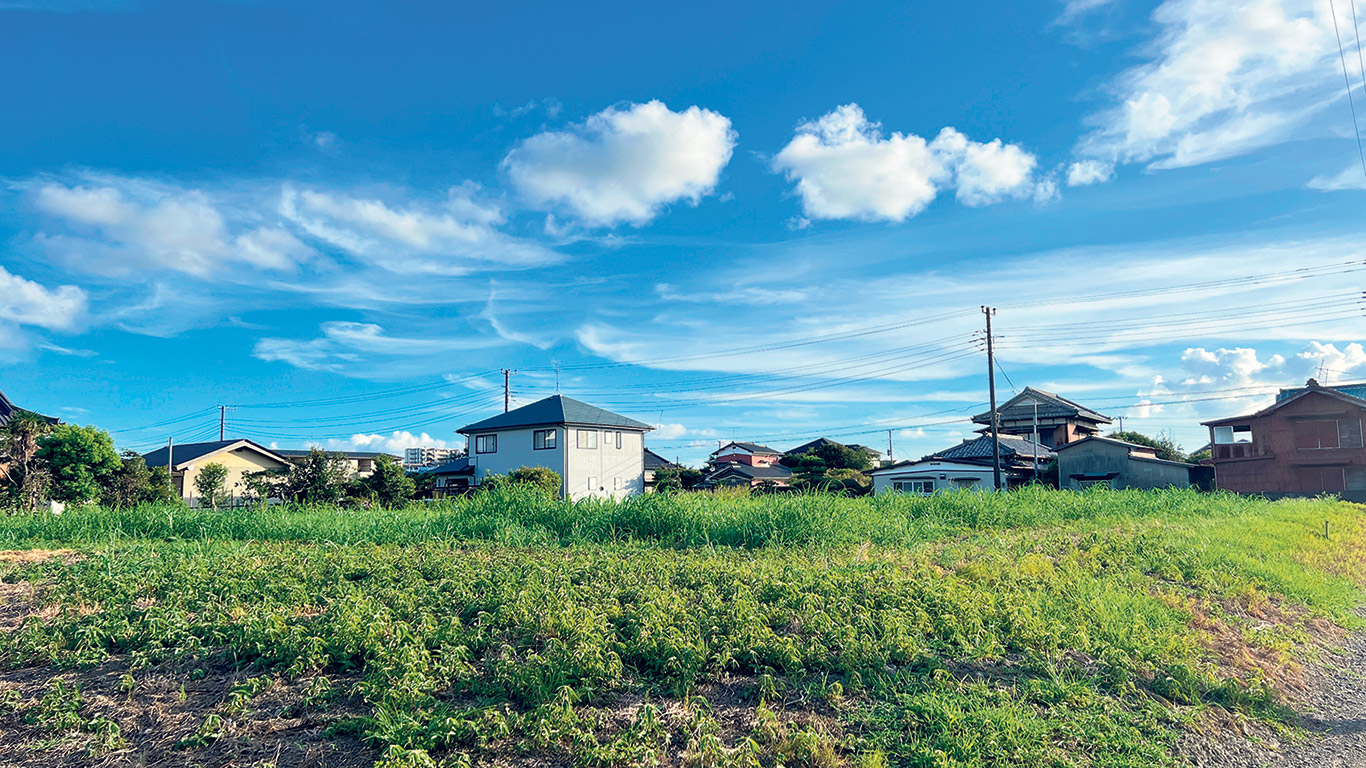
0;389;58;428
972;387;1111;426
644;448;679;471
428;457;473;475
274;449;400;460
142;439;287;469
460;395;653;433
1276;380;1366;404
704;463;793;481
929;433;1055;462
713;441;781;456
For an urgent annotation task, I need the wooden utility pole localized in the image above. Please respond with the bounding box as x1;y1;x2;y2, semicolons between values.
502;369;516;412
167;437;174;492
983;306;1002;491
887;429;894;464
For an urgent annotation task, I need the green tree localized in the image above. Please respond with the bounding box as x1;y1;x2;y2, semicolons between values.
101;452;176;508
1188;446;1212;463
780;441;877;472
34;424;121;505
1108;431;1187;463
284;449;351;504
0;413;56;512
363;455;416;507
653;466;703;492
193;463;230;510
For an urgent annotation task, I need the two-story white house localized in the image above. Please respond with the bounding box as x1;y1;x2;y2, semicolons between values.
457;395;654;500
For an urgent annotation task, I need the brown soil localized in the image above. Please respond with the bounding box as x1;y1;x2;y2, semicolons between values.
0;657;375;768
0;549;82;564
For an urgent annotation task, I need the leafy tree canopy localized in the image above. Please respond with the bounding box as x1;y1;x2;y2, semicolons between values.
1108;431;1186;463
363;455;416;507
34;424;121;504
102;452;176;508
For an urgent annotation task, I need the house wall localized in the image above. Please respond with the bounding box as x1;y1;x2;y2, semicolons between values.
1208;391;1366;497
466;425;646;501
872;460;995;495
1057;441;1190;490
467;426;567;496
565;427;645;501
180;448;288;507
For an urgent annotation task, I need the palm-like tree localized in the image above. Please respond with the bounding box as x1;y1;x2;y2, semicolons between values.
0;413;55;512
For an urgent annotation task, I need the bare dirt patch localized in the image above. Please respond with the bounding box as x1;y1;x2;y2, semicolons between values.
0;549;81;565
0;656;375;768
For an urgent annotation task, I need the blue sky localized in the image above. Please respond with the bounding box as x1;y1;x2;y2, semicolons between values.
1;0;1364;465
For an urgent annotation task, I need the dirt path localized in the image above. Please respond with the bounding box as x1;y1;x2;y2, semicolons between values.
1183;634;1366;767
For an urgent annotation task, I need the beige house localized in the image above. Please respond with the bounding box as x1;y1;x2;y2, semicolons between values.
142;439;290;507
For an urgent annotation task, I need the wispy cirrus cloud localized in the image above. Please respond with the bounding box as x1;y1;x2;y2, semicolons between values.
1075;0;1346;171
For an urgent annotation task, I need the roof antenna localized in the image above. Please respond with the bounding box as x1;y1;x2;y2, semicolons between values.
552;359;560;393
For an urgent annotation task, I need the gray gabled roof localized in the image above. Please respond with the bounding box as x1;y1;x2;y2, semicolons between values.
428;456;473;475
644;448;679;471
142;439;289;470
929;433;1055;462
459;395;653;434
973;387;1111;426
712;441;781;456
702;462;793;481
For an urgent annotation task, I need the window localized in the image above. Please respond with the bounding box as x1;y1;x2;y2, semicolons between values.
1213;425;1253;444
587;476;598;492
357;458;374;473
615;431;623;450
475;434;497;454
1340;419;1364;450
892;479;934;495
577;429;597;449
1298;466;1345;493
534;429;557;450
1347;467;1366;491
1295;419;1340;450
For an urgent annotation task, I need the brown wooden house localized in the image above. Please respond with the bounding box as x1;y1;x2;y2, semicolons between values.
1202;379;1366;500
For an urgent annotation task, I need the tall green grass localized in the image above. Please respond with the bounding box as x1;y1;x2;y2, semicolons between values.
0;486;1336;550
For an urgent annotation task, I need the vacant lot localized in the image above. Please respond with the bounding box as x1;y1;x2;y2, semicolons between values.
1;488;1363;767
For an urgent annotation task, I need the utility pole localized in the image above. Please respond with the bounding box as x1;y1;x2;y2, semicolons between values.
887;429;894;464
502;369;517;412
218;405;236;441
983;306;1002;491
167;437;174;494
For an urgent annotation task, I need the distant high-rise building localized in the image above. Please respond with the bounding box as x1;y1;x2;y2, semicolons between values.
403;447;462;468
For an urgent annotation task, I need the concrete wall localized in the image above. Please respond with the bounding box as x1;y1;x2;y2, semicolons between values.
1057;440;1190;490
180;447;288;507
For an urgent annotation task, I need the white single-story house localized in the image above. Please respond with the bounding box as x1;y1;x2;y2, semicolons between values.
141;439;290;507
868;458;998;495
458;395;654;501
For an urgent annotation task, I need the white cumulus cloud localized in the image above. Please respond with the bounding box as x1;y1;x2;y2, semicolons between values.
1066;159;1115;186
325;431;453;453
771;104;1045;222
0;266;87;331
503;100;736;226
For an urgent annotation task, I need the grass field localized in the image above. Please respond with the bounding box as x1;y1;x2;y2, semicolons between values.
1;487;1364;767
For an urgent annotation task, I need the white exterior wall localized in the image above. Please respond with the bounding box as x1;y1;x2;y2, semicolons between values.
565;427;645;501
465;424;647;500
871;460;996;496
467;426;567;495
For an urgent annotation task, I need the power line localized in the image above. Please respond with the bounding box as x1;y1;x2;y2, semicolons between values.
1330;0;1366;178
